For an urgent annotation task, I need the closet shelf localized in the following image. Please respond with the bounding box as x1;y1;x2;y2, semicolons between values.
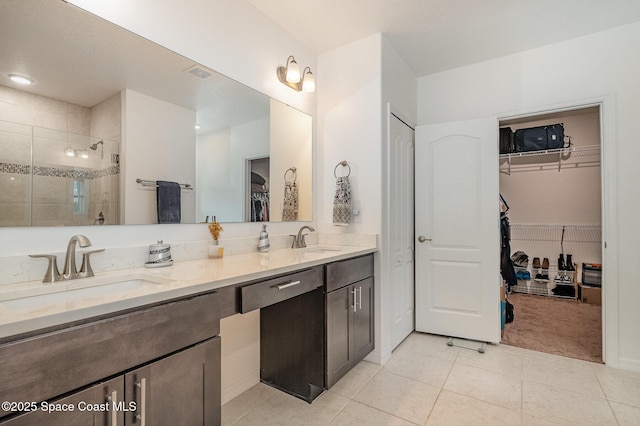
499;145;600;175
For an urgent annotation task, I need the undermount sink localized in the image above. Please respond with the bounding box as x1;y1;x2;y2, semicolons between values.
0;273;174;312
299;246;343;254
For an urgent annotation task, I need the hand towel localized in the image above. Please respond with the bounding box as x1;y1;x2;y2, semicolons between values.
332;176;352;225
282;181;298;221
156;181;181;224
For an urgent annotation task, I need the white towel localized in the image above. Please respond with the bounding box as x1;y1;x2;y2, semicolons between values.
332;176;352;226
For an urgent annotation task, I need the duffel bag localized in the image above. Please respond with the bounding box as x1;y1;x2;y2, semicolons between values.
514;123;567;152
514;125;548;152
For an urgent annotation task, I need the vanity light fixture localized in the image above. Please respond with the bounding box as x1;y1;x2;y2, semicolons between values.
277;56;315;92
79;150;89;159
64;148;76;157
301;67;315;93
8;73;33;85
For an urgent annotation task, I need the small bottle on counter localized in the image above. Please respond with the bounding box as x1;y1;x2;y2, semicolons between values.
258;224;270;252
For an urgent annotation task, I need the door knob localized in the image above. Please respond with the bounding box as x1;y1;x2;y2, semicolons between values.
418;236;432;243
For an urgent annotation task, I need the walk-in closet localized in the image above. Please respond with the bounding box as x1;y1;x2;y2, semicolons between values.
499;106;603;363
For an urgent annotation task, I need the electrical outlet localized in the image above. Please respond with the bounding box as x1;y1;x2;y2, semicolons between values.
353;200;362;223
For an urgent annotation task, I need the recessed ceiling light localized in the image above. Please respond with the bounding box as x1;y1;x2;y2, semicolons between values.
8;74;33;85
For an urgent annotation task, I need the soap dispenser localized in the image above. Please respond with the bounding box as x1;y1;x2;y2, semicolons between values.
258;224;270;252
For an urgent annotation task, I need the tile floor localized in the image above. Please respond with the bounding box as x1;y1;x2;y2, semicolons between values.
222;332;640;425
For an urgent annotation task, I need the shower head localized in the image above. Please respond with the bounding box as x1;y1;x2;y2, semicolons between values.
89;140;104;150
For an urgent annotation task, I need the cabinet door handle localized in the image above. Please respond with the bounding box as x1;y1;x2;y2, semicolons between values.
350;288;357;312
107;390;118;426
357;286;362;310
136;378;146;426
276;280;301;290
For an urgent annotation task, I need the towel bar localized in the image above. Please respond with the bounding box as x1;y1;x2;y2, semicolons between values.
136;178;193;190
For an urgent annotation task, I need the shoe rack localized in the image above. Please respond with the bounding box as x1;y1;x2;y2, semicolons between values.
512;262;577;299
508;224;601;300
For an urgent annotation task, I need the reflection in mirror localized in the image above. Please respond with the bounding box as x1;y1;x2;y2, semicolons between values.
0;0;312;226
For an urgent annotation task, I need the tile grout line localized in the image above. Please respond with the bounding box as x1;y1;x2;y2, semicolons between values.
595;370;622;425
422;346;461;425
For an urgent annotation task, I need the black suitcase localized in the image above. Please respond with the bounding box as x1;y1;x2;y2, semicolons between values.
514;123;567;152
499;127;514;154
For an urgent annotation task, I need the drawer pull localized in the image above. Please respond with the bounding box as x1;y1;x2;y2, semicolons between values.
277;280;301;290
107;390;118;426
136;378;146;425
351;288;357;312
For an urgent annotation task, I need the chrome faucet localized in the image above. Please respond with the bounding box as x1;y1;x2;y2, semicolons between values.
30;234;104;283
291;226;315;248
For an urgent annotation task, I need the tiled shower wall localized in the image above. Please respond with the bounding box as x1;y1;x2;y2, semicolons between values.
0;85;121;226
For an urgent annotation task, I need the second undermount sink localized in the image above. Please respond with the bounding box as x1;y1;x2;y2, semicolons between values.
0;273;174;312
299;246;343;254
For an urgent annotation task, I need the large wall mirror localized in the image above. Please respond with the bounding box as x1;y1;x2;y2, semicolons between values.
0;0;312;227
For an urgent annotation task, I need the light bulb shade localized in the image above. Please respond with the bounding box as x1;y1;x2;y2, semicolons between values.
64;147;76;157
80;150;89;159
285;57;301;83
301;68;315;92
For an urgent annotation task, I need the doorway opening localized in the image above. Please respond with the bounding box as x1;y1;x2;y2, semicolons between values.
499;106;603;363
247;157;270;222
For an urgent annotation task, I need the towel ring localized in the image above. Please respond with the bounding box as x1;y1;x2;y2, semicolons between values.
334;161;351;178
284;167;297;183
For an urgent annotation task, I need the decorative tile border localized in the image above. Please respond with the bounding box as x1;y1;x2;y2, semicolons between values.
0;162;31;175
0;162;119;179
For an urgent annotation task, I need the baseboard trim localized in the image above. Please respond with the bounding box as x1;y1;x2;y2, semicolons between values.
618;357;640;373
221;370;260;405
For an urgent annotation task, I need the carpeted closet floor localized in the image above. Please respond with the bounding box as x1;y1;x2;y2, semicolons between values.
501;293;603;364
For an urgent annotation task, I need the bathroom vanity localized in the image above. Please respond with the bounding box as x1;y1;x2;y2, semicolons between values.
0;245;375;425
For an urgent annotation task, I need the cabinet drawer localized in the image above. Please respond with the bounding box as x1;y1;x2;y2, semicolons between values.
326;254;374;292
0;291;220;417
241;267;323;313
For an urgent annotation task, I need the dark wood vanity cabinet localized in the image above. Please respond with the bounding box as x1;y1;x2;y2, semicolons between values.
244;266;325;402
325;254;375;388
124;337;220;425
0;292;222;425
1;377;125;426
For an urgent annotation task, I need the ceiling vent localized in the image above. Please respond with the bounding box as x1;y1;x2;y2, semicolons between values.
184;64;214;80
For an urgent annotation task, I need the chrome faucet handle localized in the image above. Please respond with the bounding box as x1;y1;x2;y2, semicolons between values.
79;249;105;277
29;254;63;283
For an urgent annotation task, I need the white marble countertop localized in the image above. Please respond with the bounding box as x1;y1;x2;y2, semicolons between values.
0;243;376;341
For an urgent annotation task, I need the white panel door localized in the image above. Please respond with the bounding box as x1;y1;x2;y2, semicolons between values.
415;118;500;343
390;114;415;349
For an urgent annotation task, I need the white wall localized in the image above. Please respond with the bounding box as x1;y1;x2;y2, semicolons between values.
417;22;640;371
317;34;382;235
122;89;196;224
